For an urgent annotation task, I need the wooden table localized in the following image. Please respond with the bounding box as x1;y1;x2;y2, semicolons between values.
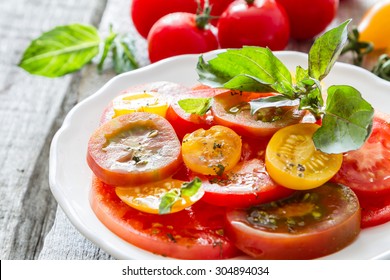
0;0;384;260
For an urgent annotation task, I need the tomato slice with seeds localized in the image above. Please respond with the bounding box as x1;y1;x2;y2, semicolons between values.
90;176;240;259
115;177;204;214
181;125;242;176
87;112;182;186
265;123;343;190
225;182;361;259
195;158;295;208
211;90;306;138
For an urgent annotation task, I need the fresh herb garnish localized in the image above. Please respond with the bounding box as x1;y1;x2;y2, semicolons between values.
158;177;202;214
196;20;374;154
18;24;139;77
178;97;213;115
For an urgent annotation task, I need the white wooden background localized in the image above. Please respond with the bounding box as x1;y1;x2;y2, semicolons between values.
0;0;382;260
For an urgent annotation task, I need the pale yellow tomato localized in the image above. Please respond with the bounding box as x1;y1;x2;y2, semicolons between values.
265;123;343;190
112;91;169;118
182;125;242;176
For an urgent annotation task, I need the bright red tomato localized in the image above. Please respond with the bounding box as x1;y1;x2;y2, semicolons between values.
147;12;219;63
130;0;198;38
225;183;361;259
359;194;390;228
332;112;390;198
211;90;306;138
217;0;290;50
90;175;241;259
165;88;227;140
276;0;339;40
87;112;182;186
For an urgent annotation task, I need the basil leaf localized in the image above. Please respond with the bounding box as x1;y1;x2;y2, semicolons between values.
97;26;117;73
249;95;300;115
18;24;100;77
158;189;180;215
181;177;202;197
112;34;139;74
313;85;374;153
308;19;351;81
178;97;212;115
197;47;294;96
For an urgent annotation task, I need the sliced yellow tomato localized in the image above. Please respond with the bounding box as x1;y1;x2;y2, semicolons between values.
112;91;169;118
182;125;242;176
115;178;204;214
265;123;343;190
358;0;390;52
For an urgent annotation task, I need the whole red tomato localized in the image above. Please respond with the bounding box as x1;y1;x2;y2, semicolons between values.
131;0;233;38
147;12;219;63
276;0;339;40
217;0;290;50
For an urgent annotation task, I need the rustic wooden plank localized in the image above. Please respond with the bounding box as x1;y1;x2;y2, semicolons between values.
0;0;108;259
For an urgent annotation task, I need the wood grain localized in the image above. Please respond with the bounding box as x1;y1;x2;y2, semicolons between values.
0;0;385;260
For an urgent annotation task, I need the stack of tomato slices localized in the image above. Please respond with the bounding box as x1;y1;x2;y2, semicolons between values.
87;81;390;260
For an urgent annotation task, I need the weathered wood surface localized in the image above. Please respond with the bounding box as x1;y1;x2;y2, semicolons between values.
0;0;383;260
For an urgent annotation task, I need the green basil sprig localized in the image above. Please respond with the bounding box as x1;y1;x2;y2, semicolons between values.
18;24;139;77
196;20;374;154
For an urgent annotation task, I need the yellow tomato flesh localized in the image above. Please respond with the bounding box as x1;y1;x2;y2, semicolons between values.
115;178;204;214
265;123;343;190
358;1;390;52
182;125;242;176
112;92;169;118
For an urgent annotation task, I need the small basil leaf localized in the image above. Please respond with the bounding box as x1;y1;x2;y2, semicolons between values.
19;24;100;77
112;34;139;74
178;97;212;115
299;86;323;115
197;47;294;96
313;85;374;153
308;19;351;81
249;95;300;115
181;177;202;197
158;189;180;215
97;26;117;73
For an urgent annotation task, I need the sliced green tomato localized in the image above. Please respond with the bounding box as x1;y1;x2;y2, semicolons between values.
181;125;242;176
115;178;204;214
265;123;343;190
225;183;361;259
112;91;169;118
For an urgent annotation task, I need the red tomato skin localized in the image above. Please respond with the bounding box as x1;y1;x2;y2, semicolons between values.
276;0;339;40
360;194;390;228
225;184;361;259
90;176;241;259
147;12;219;63
131;0;198;38
217;0;290;50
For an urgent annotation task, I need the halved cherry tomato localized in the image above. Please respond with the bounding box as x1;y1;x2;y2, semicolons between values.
211;90;306;138
182;125;242;176
195;158;295;208
332;112;390;198
225;182;361;259
87;112;182;186
112;91;169;118
165;88;228;140
90;175;241;259
115;177;204;214
100;81;189;124
265;123;343;190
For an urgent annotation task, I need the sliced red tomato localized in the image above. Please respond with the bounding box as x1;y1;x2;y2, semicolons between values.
332;112;390;198
225;183;361;259
211;90;306;138
100;81;189;124
165;88;228;140
90;176;241;259
195;158;294;208
87;112;182;186
360;194;390;228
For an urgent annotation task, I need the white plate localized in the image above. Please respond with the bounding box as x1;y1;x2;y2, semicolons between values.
49;50;390;260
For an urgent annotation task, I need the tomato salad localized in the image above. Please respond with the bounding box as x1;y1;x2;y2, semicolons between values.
86;23;390;259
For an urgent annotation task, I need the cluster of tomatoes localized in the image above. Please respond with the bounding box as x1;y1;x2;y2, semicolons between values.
130;0;339;63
